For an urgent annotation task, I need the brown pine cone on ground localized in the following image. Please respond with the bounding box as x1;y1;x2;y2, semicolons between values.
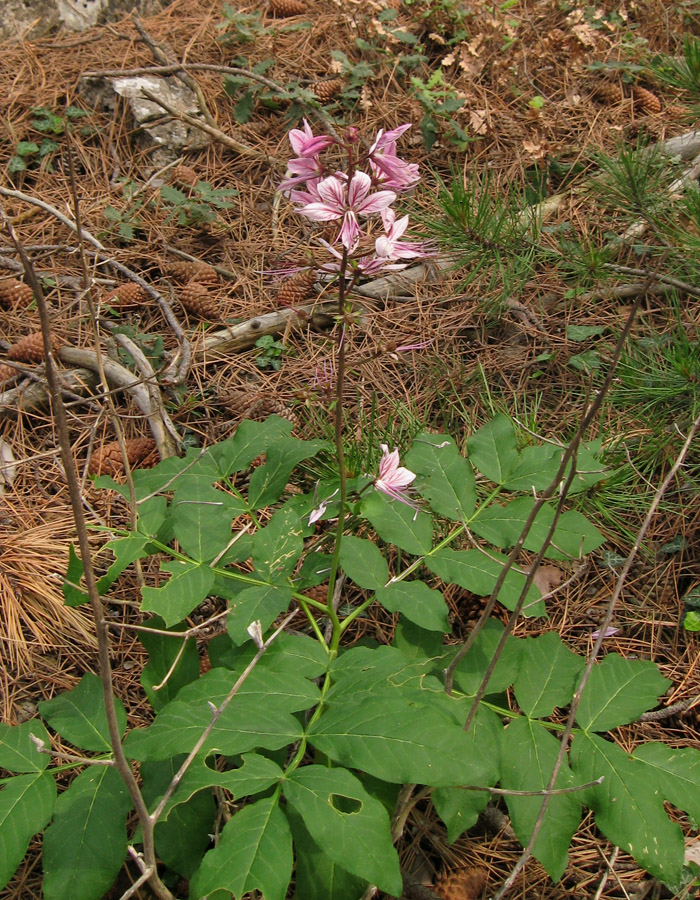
269;0;306;15
632;85;662;115
434;867;488;900
593;81;624;105
218;388;267;421
170;164;199;187
276;268;316;307
102;282;150;308
88;437;159;477
0;363;19;384
312;79;343;102
162;260;219;285
0;279;33;309
6;331;61;364
179;281;219;320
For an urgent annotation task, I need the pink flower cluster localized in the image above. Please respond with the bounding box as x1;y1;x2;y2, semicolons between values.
278;120;430;271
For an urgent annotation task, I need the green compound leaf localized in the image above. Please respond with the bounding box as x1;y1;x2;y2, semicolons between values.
171;478;246;562
227;584;293;645
0;772;56;890
471;497;604;560
209;630;330;678
308;694;494;788
42;766;131;900
139;618;200;711
252;507;304;581
291;815;367;900
501;718;581;881
38;673;126;752
157;753;284;821
571;732;684;882
451;618;523;696
0;720;52;772
432;786;489;844
360;490;433;555
136;496;170;538
633;743;700;824
248;434;328;509
339;535;390;590
375;580;450;633
405;433;476;521
208;416;294;476
513;632;584;718
501;443;563;491
324;645;433;704
467;414;519;484
124;666;316;761
190;796;292;900
98;534;152;593
283;766;402;895
426;548;544;616
576;653;671;732
140;559;215;627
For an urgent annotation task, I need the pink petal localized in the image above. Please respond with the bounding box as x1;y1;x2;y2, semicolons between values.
339;212;361;250
347;171;371;208
316;175;346;209
356;189;397;215
297;202;343;222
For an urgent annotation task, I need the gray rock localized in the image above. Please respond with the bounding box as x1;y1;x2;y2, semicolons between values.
80;74;210;167
0;0;162;42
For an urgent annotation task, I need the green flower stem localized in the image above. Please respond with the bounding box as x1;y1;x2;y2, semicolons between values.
324;245;351;660
294;596;329;647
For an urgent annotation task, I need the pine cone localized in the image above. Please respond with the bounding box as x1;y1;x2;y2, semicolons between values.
305;583;329;601
163;260;219;285
170;164;199;187
312;79;343;102
88;437;158;477
269;0;306;15
0;278;33;309
277;269;316;307
633;85;662;115
593;81;624;105
218;388;266;421
6;331;60;364
180;281;219;320
102;282;150;308
0;363;19;384
434;867;488;900
260;394;298;429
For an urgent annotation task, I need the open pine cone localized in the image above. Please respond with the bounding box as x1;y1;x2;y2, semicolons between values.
180;281;219;320
0;278;33;309
88;437;159;477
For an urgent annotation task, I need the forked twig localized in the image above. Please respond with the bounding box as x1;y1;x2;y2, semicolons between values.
0;210;175;900
492;409;700;900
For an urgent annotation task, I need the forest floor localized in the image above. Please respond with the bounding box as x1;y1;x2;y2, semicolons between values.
1;0;700;897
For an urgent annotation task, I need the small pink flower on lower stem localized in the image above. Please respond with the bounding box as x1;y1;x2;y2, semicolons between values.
374;444;416;505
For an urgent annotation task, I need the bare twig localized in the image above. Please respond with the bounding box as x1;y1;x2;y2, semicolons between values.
0;209;174;900
149;609;298;826
140;87;274;163
492;409;700;900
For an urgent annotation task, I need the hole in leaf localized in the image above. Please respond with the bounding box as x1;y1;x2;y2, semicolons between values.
329;794;362;814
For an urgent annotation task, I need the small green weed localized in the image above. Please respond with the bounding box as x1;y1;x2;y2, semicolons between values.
255;335;288;370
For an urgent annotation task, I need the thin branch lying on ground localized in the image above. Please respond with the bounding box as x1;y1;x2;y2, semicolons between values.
60;346;178;458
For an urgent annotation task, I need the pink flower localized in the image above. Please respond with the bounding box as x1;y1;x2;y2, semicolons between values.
375;444;416;504
368;125;420;190
278;156;325;193
295;172;396;251
288;119;334;157
375;208;432;260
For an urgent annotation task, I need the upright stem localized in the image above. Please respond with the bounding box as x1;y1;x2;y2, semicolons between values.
1;215;173;900
325;245;350;657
